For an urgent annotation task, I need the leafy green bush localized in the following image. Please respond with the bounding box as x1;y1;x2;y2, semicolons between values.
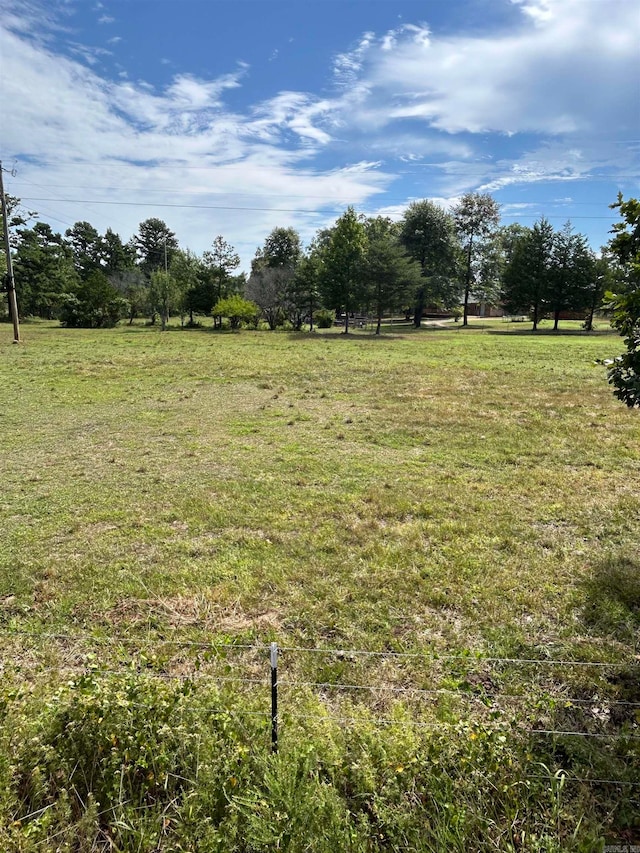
0;673;627;851
314;308;334;328
59;271;126;328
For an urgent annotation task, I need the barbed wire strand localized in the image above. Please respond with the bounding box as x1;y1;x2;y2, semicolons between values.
1;627;635;669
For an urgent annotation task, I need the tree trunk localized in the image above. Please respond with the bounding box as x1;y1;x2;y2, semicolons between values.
376;311;381;335
584;305;594;332
553;310;560;331
463;236;473;327
413;286;425;328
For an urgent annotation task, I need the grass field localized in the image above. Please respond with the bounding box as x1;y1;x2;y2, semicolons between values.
0;318;638;851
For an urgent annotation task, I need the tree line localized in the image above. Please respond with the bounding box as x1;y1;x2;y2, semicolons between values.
0;192;625;335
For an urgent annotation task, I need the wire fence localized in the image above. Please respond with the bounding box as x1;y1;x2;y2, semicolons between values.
1;625;638;789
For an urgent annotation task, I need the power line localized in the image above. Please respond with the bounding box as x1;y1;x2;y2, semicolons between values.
17;196;619;219
10;181;619;206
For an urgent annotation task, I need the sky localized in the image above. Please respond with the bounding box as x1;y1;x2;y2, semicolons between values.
1;0;639;272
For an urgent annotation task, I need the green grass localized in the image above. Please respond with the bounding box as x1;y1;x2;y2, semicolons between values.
0;318;638;850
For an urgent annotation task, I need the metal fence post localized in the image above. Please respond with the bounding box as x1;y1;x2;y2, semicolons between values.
270;642;278;754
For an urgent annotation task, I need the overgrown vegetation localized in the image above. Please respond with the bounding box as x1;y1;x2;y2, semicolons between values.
0;321;638;849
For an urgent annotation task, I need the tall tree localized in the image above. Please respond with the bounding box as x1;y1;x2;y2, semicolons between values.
364;217;422;334
453;192;501;326
13;223;78;318
65;221;104;280
548;221;595;330
502;218;555;331
319;207;368;333
288;250;321;331
252;227;302;272
246;227;303;329
148;269;179;331
244;267;289;329
102;228;136;276
583;255;614;332
133;218;178;277
170;248;202;326
202;236;240;329
399;200;461;326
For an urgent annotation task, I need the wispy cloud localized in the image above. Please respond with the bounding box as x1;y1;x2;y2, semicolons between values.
0;0;637;264
0;3;391;266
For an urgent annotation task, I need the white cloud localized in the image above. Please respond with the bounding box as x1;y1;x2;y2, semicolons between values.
0;7;391;269
330;0;639;139
1;0;637;264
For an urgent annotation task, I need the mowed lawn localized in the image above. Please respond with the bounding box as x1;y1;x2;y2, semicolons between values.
1;319;637;666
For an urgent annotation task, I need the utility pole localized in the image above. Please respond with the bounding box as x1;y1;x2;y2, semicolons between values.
0;162;21;343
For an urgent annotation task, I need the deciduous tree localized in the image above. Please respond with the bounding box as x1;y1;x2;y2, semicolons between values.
452;192;501;325
399;200;461;326
212;295;260;330
548;221;595;330
364;217;422;334
148;270;178;330
319;207;368;333
502;218;555;331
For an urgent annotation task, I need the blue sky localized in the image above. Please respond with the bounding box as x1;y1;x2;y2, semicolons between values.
1;0;639;271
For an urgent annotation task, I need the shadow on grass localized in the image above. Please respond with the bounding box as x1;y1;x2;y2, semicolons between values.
486;327;615;336
582;553;640;643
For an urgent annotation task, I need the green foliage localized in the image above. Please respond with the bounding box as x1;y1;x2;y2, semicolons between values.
288;252;321;330
314;307;334;328
149;269;179;330
0;674;619;851
13;222;78;318
59;270;126;328
203;237;241;329
362;223;422;333
318;207;368;332
252;226;302;273
102;227;136;276
65;220;104;279
133;218;179;277
213;294;260;329
601;287;640;406
604;195;640;406
502;219;598;332
399;200;461;325
453;192;501;325
608;195;640;288
502;218;555;330
547;222;595;331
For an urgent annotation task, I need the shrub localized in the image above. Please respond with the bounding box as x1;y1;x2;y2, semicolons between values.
314;308;334;329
